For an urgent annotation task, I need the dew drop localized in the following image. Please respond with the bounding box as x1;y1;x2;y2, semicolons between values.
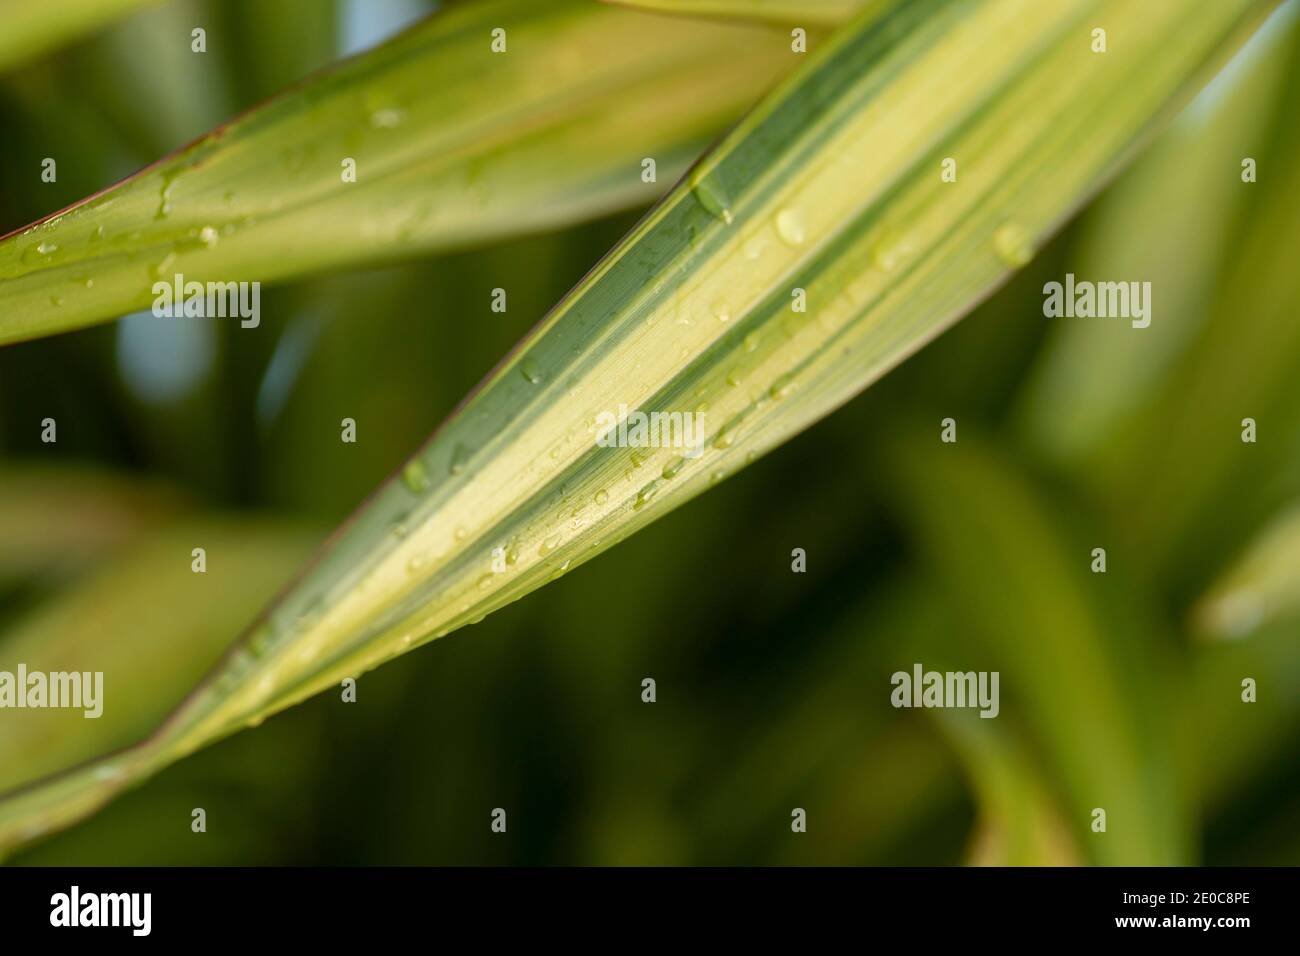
21;241;58;265
296;597;324;631
402;459;431;493
248;626;274;655
539;533;562;556
691;171;733;224
726;368;744;387
993;222;1035;267
711;301;732;323
594;489;610;505
769;373;796;400
871;229;913;271
520;358;544;385
150;251;178;280
156;167;189;220
369;106;406;129
775;208;806;246
632;482;659;510
449;443;470;476
661;456;685;480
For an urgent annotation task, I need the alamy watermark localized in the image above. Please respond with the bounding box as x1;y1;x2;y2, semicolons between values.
1043;274;1151;328
0;664;103;718
595;403;705;458
50;886;151;936
152;273;260;328
891;663;999;718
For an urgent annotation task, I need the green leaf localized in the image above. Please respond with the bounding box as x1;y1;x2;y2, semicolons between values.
698;578;960;864
0;0;161;72
1082;17;1300;590
885;426;1189;864
0;0;1277;852
935;711;1081;866
1185;617;1300;810
602;0;869;26
1016;6;1297;466
0;0;795;344
1192;501;1300;640
0;518;320;835
217;0;340;106
0;464;185;583
895;583;1081;865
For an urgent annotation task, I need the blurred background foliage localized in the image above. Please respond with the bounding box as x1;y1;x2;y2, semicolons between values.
1;0;1298;864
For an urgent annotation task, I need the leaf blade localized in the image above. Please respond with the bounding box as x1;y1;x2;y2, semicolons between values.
0;0;795;344
0;0;161;72
601;0;869;26
0;0;1278;851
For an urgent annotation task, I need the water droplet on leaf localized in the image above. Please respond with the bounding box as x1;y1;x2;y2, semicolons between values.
632;482;659;510
776;208;806;246
520;358;543;384
691;171;733;224
402;459;431;493
993;222;1035;267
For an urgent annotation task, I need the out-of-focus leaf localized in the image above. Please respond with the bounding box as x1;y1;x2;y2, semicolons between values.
0;0;162;72
0;0;795;344
697;577;960;865
1017;4;1297;465
0;517;320;849
74;0;238;161
0;465;185;582
602;0;867;25
1185;617;1300;811
1192;502;1300;639
0;0;1276;851
886;427;1188;865
937;711;1081;866
898;591;1081;865
1087;20;1300;591
219;0;340;106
